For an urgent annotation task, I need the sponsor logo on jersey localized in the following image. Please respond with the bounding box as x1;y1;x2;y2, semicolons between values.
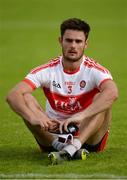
54;97;82;112
80;80;86;89
52;81;61;88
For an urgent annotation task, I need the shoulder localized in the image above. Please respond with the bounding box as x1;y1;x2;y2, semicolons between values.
30;56;61;74
83;56;110;73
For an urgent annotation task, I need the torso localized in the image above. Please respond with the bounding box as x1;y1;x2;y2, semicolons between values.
24;55;112;119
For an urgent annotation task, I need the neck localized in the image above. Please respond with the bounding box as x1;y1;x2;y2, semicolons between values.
62;57;83;72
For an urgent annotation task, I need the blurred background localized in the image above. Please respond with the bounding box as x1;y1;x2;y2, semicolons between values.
0;0;127;176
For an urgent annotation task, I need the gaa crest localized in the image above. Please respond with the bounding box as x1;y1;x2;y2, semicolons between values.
80;80;86;89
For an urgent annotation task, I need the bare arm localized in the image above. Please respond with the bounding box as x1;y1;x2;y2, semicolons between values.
61;80;119;132
79;80;118;119
6;81;53;130
23;93;59;131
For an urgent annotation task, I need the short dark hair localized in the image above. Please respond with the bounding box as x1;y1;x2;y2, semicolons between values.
60;18;90;40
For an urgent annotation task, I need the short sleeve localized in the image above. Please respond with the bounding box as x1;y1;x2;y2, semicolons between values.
23;67;50;89
91;67;113;88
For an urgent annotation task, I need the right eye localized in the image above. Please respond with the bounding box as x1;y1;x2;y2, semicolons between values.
65;38;73;43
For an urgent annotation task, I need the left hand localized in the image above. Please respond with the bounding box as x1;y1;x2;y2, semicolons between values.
59;112;84;133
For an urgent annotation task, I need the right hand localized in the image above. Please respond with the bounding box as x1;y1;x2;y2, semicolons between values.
29;115;54;131
48;119;61;133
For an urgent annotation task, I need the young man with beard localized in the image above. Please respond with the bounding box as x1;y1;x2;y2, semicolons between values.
6;18;118;165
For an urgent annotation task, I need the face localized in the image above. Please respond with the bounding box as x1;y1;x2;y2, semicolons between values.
59;30;88;62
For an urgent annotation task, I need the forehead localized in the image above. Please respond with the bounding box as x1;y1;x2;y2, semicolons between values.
63;29;86;40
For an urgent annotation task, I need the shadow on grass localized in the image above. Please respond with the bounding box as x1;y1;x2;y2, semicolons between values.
0;145;49;166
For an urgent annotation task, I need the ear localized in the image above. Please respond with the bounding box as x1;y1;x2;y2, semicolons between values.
59;37;62;45
84;39;89;49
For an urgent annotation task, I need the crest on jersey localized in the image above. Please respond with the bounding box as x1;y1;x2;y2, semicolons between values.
80;80;86;89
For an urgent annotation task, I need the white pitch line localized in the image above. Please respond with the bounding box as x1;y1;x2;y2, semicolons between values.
0;173;127;179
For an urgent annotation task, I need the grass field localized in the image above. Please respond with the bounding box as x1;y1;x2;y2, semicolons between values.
0;0;127;179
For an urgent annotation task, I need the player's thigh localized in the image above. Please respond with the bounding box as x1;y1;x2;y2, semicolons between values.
86;108;112;145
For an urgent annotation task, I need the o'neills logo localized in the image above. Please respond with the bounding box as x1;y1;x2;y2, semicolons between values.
52;80;61;88
80;80;86;89
54;97;82;113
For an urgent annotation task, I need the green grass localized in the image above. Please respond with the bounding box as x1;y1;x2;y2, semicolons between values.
0;0;127;179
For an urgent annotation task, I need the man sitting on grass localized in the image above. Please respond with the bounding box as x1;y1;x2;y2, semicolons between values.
6;18;118;165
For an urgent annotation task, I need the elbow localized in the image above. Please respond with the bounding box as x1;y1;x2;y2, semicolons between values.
111;88;119;102
115;91;119;101
6;92;12;105
6;90;16;105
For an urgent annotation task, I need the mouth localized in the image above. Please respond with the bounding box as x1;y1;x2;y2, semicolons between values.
68;50;77;55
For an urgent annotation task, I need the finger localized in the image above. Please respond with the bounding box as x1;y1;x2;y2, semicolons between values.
48;120;59;132
51;119;61;125
59;122;63;134
64;121;69;132
49;124;58;130
42;121;49;131
40;122;45;130
47;120;53;126
49;127;59;133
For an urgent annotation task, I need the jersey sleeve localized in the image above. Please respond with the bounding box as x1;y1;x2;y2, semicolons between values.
23;67;50;90
91;67;113;88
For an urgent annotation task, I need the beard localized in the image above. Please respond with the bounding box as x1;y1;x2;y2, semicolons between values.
62;49;84;62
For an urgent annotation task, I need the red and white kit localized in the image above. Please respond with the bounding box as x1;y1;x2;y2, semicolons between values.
23;55;112;120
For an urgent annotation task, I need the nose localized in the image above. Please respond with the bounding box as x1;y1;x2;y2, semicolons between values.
71;40;76;48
